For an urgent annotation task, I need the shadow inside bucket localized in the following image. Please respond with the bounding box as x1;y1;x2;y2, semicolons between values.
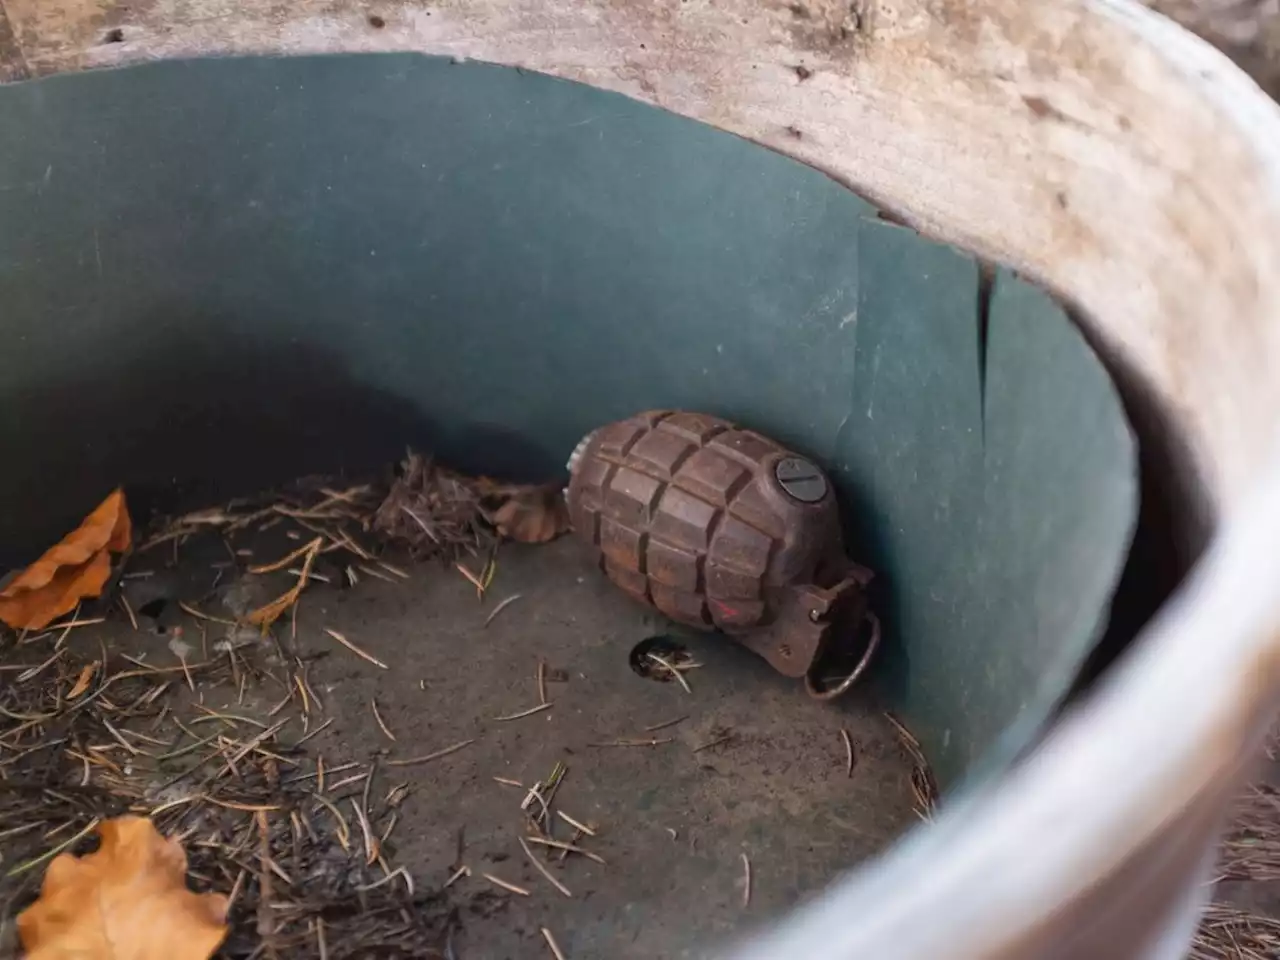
0;312;565;571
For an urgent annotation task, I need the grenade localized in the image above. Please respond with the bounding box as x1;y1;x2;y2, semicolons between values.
566;411;879;699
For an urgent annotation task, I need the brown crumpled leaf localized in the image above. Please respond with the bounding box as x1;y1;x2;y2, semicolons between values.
0;489;131;630
480;483;572;544
18;816;228;960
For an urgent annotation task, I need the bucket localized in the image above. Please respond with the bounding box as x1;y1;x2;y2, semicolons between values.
1;2;1279;958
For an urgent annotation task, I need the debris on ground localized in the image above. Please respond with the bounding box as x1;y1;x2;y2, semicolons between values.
372;452;570;558
0;489;132;631
885;713;937;821
0;610;456;959
1217;783;1280;882
0;461;927;959
1195;737;1280;958
0;475;499;959
1191;901;1280;960
373;454;492;559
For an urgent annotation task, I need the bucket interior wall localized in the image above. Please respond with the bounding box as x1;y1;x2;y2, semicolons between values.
0;54;1137;787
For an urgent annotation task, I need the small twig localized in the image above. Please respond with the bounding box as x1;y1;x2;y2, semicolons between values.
225;869;247;912
378;561;410;580
522;784;552;828
884;712;920;748
357;564;397;583
120;595;139;631
643;715;688;732
557;821;584;864
323;628;389;670
493;777;524;787
328;772;370;794
541;927;568;960
5;819;100;877
443;865;471;889
524;835;606;864
520;837;572;897
485;593;523;627
293;674;311;715
456;563;486;593
16;649;63;684
401;504;440;542
370;698;397;742
589;738;673;748
247;538;322;630
192;706;268;728
354;865;413;895
453;824;467;870
556;811;597;837
741;852;752;908
482;873;530;896
149;795;200;817
386;739;475;767
493;702;553;722
536;658;548;706
101;717;145;756
50;614;106;644
224;719;290;767
292;717;335;747
692;734;733;753
256;810;277;959
540;762;567;809
249;539;322;574
647;652;692;694
840;728;855;778
178;601;236;626
204;797;283;813
311;793;351;848
287;567;331;583
350;798;380;866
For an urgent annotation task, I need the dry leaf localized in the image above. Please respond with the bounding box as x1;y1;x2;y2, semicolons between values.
484;484;572;544
0;489;131;630
67;662;98;699
18;816;228;960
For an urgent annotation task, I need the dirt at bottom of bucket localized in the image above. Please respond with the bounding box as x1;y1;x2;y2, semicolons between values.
0;489;924;960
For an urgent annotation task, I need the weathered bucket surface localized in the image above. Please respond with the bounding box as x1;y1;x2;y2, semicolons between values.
2;1;1280;959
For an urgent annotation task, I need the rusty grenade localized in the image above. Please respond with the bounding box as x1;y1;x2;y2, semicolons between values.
565;411;879;699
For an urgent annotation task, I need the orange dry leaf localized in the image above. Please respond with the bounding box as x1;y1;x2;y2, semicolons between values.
0;489;132;631
18;816;228;960
67;662;98;699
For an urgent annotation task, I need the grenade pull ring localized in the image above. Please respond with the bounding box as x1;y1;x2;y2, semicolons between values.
805;611;881;701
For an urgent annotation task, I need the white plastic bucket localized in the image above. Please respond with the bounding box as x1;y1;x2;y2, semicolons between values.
5;1;1280;956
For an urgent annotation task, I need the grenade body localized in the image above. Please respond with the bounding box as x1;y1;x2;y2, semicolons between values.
566;411;873;682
